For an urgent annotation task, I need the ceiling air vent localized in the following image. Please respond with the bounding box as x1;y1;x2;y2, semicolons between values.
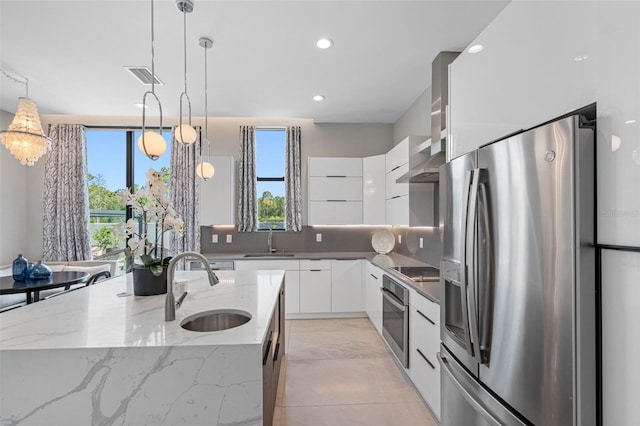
124;66;163;85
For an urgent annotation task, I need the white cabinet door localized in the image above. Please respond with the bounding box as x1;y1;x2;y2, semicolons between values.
602;250;640;426
330;259;363;313
308;157;363;177
409;302;441;420
234;260;301;315
385;195;409;226
284;270;301;314
199;156;235;225
385;138;409;173
309;177;363;201
308;201;363;225
299;270;332;313
365;262;383;335
385;163;409;199
363;155;386;225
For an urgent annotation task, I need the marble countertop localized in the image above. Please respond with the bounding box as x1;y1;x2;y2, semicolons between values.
203;251;441;304
0;270;283;351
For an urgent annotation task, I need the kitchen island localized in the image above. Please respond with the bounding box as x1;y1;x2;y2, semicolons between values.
0;270;285;426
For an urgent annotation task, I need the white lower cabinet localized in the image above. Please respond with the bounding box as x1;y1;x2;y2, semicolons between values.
331;259;363;313
234;260;300;314
409;290;441;420
299;270;331;313
365;261;383;334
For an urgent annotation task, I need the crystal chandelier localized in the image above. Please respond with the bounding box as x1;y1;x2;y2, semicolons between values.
196;37;215;180
0;69;52;166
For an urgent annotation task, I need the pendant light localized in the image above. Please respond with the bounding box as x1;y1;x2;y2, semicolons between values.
0;69;52;166
174;0;197;145
138;0;166;160
196;37;215;180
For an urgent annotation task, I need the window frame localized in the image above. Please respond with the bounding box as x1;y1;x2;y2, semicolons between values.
255;126;287;231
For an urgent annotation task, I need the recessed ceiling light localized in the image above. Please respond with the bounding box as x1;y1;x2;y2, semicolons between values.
574;55;589;62
624;119;636;124
315;38;333;49
135;103;148;109
313;95;325;102
468;44;484;54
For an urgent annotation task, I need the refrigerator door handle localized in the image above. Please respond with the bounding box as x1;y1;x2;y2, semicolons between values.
477;179;493;364
466;168;482;364
459;170;475;358
438;352;502;426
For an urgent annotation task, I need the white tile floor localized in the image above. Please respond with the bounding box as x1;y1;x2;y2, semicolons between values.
273;318;438;426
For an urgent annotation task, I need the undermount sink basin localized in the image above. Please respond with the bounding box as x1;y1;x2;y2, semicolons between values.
243;253;295;258
180;309;252;332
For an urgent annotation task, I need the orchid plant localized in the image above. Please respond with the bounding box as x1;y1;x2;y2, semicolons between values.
120;168;184;276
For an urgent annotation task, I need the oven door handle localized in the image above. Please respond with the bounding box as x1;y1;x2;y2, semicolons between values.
380;287;406;311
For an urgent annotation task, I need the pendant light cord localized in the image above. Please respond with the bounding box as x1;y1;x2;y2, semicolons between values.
183;10;188;94
150;0;156;95
1;69;29;97
204;40;211;158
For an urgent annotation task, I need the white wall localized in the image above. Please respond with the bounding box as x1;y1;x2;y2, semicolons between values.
393;87;431;145
0;109;29;265
12;115;393;261
447;1;640;424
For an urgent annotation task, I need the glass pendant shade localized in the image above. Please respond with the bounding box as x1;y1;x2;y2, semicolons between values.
0;97;52;166
137;131;167;160
174;123;197;144
196;160;215;180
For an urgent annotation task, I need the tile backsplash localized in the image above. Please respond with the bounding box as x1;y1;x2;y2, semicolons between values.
201;225;442;267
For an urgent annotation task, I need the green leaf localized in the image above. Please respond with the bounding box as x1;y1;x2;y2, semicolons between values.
162;256;172;266
140;254;155;266
150;264;163;276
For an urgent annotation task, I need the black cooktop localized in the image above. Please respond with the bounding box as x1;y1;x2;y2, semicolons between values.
390;266;440;282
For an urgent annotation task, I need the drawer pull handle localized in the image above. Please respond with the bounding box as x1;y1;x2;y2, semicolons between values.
417;309;435;325
310;269;322;272
263;332;273;365
416;348;435;369
391;166;400;171
391;195;402;199
326;175;347;178
327;200;347;202
369;273;378;279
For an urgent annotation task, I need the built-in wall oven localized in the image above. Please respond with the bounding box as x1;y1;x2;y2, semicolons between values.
381;275;409;368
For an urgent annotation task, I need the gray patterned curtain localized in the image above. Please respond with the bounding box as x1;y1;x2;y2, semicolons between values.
285;126;303;232
169;126;200;265
238;125;257;232
43;124;91;261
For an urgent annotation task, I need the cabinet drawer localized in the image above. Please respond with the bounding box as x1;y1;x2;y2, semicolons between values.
413;308;440;364
309;177;363;201
309;157;363;177
234;260;300;271
308;201;363;225
411;343;441;420
410;290;439;325
300;259;331;270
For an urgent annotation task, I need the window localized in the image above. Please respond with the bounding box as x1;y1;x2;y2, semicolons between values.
255;128;286;230
86;129;172;263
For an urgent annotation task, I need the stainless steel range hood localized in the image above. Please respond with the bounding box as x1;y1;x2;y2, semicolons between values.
395;149;446;183
396;51;459;184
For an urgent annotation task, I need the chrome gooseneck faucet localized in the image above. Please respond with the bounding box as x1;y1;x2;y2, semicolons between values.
165;251;219;321
268;230;276;253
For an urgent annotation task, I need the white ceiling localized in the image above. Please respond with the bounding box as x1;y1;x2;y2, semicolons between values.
0;0;508;124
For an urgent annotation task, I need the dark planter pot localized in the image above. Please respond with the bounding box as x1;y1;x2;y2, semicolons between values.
133;266;167;296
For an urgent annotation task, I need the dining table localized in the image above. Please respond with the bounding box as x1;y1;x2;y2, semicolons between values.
0;271;90;304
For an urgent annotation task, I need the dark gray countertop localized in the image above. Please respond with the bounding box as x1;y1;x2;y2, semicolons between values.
202;251;441;304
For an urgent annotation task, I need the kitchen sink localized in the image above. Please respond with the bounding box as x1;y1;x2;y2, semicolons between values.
243;253;295;258
180;309;252;332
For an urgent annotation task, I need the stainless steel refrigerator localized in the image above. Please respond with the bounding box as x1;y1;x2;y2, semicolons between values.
438;110;596;426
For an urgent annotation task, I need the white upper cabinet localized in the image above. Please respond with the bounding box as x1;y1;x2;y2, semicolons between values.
362;155;386;225
199;156;235;226
385;138;409;173
385;138;410;226
308;157;363;225
448;1;640;246
308;177;363;201
308;157;363;177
